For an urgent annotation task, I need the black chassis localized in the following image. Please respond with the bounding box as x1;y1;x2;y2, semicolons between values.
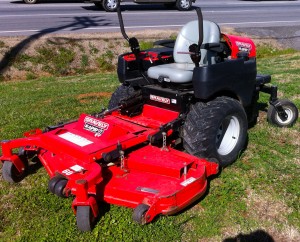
116;44;281;125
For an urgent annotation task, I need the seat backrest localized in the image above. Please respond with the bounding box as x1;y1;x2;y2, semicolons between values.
173;20;221;65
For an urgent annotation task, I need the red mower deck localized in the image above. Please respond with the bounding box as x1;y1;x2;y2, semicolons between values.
0;104;218;231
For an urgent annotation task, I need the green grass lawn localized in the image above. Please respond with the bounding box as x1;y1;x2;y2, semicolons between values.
0;51;299;241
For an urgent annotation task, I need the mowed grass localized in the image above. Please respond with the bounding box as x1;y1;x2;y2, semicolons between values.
0;51;299;241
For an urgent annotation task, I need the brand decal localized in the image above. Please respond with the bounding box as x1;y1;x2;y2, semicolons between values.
58;132;93;147
84;116;109;137
150;94;170;104
235;41;252;52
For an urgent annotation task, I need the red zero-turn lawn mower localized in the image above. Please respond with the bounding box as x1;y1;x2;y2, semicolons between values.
0;7;298;231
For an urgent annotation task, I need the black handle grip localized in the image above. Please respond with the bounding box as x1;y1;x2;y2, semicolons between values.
196;7;204;53
117;6;129;41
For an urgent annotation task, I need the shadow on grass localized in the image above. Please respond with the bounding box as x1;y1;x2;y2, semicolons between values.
0;15;113;76
223;229;275;242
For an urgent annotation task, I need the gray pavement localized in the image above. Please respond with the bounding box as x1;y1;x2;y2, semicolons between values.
0;0;299;49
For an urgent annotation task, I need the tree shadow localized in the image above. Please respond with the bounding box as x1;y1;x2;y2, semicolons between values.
0;15;113;75
223;229;275;242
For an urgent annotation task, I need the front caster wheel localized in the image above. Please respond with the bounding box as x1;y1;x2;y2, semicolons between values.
267;99;298;127
76;206;96;232
133;204;150;225
2;161;27;183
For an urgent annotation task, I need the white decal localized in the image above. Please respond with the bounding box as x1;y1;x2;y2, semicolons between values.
84;116;109;137
58;132;93;147
62;169;73;176
180;177;196;187
235;41;252;52
84;117;109;130
62;165;85;176
150;94;170;104
70;165;84;172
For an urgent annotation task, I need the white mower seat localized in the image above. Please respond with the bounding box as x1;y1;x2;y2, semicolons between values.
148;20;220;83
148;63;195;83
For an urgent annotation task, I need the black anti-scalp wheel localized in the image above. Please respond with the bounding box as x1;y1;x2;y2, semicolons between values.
2;161;27;183
132;204;150;225
76;206;96;232
48;176;68;198
54;179;68;198
48;176;63;194
2;146;30;183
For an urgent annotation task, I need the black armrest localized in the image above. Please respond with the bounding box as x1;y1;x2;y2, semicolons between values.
201;42;224;52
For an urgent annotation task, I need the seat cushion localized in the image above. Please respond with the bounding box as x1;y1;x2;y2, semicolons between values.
147;63;195;83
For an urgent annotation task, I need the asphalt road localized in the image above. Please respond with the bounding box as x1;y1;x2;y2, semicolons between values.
0;0;300;48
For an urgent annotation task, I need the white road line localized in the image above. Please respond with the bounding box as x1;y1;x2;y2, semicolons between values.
1;20;300;34
0;9;292;18
219;20;300;26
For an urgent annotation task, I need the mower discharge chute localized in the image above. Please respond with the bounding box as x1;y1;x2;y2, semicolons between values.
0;7;298;232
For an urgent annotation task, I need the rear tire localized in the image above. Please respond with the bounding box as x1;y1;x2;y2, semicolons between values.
267;99;298;127
182;97;248;167
108;85;141;109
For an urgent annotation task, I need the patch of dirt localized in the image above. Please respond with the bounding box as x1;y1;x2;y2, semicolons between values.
243;188;300;242
245;188;292;223
77;92;112;103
